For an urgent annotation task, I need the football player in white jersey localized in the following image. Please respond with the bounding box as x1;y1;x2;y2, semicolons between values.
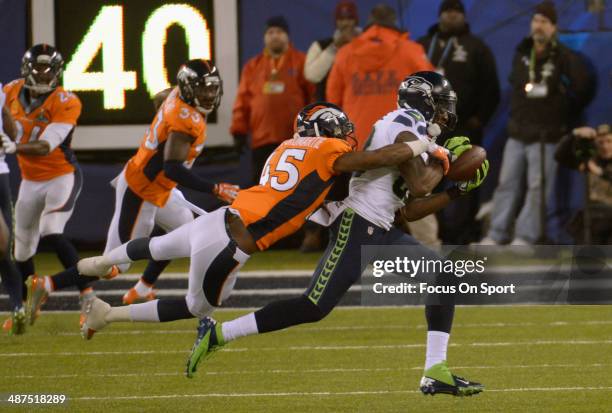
186;71;489;395
0;84;27;335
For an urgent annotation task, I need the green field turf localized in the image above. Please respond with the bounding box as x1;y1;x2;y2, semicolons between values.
1;306;611;412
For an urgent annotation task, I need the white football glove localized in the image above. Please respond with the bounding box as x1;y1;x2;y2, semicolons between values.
1;134;16;154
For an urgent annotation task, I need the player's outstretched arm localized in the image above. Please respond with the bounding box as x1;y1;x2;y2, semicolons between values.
163;132;239;203
1;122;74;156
333;133;437;173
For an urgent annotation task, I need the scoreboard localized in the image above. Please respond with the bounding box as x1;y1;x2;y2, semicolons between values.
55;0;215;125
30;0;238;148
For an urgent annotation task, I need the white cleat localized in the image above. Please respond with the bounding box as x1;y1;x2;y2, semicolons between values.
77;256;112;277
80;297;111;340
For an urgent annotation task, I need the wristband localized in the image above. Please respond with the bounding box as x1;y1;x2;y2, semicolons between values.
404;140;428;157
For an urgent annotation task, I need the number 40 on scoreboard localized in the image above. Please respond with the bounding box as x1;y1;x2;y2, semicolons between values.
56;0;215;124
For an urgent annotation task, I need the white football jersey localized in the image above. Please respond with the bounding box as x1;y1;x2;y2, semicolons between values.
343;107;430;230
0;84;8;174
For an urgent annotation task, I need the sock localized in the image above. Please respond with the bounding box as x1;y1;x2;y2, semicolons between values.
221;313;258;343
125;238;153;261
43;276;53;293
134;278;153;296
51;266;98;291
41;234;79;268
425;331;450;370
141;259;170;285
16;258;35;300
105;306;132;323
254;296;325;333
0;258;23;309
128;300;161;322
157;298;193;322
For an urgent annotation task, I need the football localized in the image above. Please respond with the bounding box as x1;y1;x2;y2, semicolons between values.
446;145;487;182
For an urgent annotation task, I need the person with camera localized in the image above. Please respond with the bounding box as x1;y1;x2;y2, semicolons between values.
478;1;592;246
555;125;612;244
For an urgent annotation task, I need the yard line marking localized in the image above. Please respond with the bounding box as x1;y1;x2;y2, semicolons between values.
18;319;612;338
66;386;612;401
3;363;608;380
2;340;611;357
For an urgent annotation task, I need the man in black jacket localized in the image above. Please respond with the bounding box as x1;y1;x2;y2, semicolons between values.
418;0;500;244
480;1;592;246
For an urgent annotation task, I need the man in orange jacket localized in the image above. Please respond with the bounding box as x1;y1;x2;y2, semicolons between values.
231;16;315;184
326;4;434;149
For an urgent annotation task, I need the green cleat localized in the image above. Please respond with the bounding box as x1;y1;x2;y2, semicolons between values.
2;307;27;336
185;317;225;378
25;275;48;326
420;361;484;396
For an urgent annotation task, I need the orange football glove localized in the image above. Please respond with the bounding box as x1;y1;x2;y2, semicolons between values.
428;144;450;175
214;183;240;203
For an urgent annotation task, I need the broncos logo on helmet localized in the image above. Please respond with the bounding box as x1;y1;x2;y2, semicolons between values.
295;102;355;145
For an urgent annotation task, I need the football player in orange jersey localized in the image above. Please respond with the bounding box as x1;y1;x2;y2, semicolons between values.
1;44;88;323
75;102;449;351
24;59;239;325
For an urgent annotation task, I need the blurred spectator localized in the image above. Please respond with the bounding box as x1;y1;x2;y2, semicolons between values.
231;16;314;184
304;1;361;101
300;1;360;252
556;125;612;244
326;4;433;149
479;1;592;246
418;0;500;244
418;0;499;145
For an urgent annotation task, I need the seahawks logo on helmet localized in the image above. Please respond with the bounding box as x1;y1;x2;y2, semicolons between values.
397;71;458;132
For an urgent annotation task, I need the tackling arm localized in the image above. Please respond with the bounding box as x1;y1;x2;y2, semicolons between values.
163;132;239;202
333;131;440;173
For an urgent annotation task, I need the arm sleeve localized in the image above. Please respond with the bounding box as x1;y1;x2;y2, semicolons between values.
39;123;73;151
304;41;337;83
163;160;215;193
230;62;253;135
474;42;501;125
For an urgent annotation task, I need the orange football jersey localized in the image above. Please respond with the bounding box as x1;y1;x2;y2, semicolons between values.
124;87;207;207
232;136;352;250
3;79;81;181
